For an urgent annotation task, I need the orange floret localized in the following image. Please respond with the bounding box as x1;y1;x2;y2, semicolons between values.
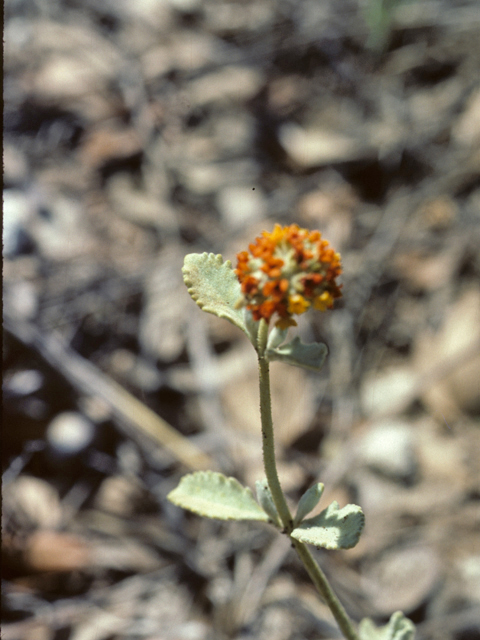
235;224;342;326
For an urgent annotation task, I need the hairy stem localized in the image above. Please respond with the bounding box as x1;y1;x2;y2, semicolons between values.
257;360;293;528
292;540;360;640
257;319;359;640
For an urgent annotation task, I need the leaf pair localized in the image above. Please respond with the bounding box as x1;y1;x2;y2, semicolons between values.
182;253;328;371
167;471;364;551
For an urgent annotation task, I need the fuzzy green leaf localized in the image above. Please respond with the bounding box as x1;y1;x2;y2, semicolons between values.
359;611;416;640
266;337;328;372
167;471;269;522
243;308;260;345
255;479;282;527
291;501;365;549
182;253;246;334
266;326;289;350
294;483;324;526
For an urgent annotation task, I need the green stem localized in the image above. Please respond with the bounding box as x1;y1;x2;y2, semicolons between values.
256;319;359;640
257;330;293;530
292;540;360;640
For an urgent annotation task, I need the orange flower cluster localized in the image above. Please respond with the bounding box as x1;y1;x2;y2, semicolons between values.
235;224;342;328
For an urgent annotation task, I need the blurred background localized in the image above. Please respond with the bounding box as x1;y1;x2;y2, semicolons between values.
3;0;480;639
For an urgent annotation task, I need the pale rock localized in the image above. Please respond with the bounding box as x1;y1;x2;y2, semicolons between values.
3;189;31;256
393;248;457;292
3;280;39;321
25;530;91;572
143;32;223;78
33;196;93;260
3;476;63;530
416;195;458;231
94;474;145;517
216;185;266;228
4;17;34;56
116;0;174;24
415;419;466;485
214;112;255;155
177;133;217;163
108;348;163;392
78;396;112;424
188;66;262;107
408;78;464;133
457;556;480;603
180;160;258;195
296;183;356;250
141;45;174;79
297;184;358;224
354;469;404;515
413;287;480;418
179;163;228;195
267;75;309;114
360;365;417;418
452;88;480;147
3;144;28;186
4;370;44;397
33;56;106;101
166;0;203;11
274;460;306;494
68;609;127;640
130;358;164;393
80;126;143;169
279;122;369;167
358;420;417;481
204;1;274;33
91;540;161;572
364;546;440;615
109;348;139;378
257;606;293;640
107;173;178;230
46;412;96;456
173;31;225;72
32;20;119;64
173;621;209;640
116;441;143;477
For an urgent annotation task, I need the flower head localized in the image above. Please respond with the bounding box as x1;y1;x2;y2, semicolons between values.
235;224;342;328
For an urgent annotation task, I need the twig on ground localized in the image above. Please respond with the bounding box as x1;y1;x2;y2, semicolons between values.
4;312;214;472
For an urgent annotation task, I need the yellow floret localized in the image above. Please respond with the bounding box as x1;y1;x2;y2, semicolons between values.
275;316;297;330
288;294;311;315
313;292;333;311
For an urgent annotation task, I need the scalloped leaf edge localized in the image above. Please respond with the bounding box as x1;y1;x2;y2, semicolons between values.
182;253;246;334
291;501;365;550
359;611;416;640
167;471;269;522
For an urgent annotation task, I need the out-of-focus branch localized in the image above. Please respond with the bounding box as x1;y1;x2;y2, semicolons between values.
4;312;214;472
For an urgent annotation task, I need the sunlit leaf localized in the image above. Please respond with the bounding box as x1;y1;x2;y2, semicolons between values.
294;482;324;526
168;471;269;522
267;337;328;372
255;479;282;527
291;501;364;549
359;611;416;640
183;253;246;334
